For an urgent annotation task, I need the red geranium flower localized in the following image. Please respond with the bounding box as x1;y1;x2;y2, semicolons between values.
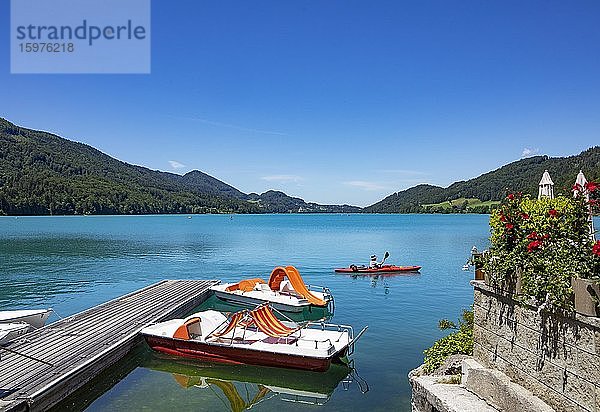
548;209;558;217
585;182;598;192
507;193;515;200
526;231;537;239
505;223;514;230
499;213;507;222
593;241;600;257
527;240;543;252
521;213;529;220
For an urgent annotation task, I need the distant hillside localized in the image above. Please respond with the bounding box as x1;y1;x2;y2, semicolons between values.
246;190;358;213
365;147;600;213
0;118;360;215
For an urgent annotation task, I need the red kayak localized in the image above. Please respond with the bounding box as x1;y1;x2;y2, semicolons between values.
334;265;421;273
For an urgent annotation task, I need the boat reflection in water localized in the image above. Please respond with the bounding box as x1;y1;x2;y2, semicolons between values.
343;271;421;294
142;353;368;410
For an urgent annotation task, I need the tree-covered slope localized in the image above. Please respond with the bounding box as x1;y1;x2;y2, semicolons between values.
247;190;360;213
365;147;600;213
0;118;360;215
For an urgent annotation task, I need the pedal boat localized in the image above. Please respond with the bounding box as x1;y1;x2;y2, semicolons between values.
0;309;52;329
211;266;334;313
141;304;367;372
0;323;31;344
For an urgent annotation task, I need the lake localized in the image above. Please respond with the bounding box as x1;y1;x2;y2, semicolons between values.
0;214;492;411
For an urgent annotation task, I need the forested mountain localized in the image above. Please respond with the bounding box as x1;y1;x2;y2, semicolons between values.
0;118;360;215
2;117;598;216
246;190;359;213
365;147;600;213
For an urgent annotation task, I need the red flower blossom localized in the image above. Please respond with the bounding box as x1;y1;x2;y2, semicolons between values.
527;231;537;240
521;213;529;220
507;193;515;200
527;240;543;252
505;223;514;230
573;183;582;192
585;181;598;193
589;199;598;206
593;241;600;257
548;209;558;217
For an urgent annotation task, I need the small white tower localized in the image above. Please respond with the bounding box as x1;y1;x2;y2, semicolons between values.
538;170;554;199
574;170;588;200
574;170;596;241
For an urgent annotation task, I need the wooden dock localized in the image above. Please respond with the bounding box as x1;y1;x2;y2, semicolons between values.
0;279;219;412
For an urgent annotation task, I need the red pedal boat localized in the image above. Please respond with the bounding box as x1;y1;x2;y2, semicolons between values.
141;304;367;372
334;265;421;274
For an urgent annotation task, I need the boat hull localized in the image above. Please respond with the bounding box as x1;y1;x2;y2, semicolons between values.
0;323;31;344
0;309;51;329
143;335;340;372
212;290;306;312
334;265;421;274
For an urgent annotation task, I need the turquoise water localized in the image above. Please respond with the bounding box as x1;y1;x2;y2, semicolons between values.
1;214;492;411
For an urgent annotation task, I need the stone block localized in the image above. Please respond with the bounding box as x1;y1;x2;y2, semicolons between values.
410;375;499;412
495;334;539;374
490;350;582;412
474;289;484;307
532;355;565;395
474;342;493;368
561;372;595;411
512;319;541;353
462;360;554;412
574;347;600;384
475;324;500;352
515;304;543;330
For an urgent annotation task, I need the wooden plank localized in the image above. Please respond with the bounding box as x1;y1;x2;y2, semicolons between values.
0;280;213;393
32;287;215;411
20;282;214;396
0;279;219;412
2;278;217;408
0;280;204;376
0;282;205;391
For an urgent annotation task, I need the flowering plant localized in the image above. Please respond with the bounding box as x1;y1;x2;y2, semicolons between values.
485;183;599;310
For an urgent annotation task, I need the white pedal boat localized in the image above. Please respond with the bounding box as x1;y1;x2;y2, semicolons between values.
0;323;31;345
211;266;334;313
0;309;52;329
141;304;366;372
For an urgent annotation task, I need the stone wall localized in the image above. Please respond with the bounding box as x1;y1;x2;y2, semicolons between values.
473;280;600;412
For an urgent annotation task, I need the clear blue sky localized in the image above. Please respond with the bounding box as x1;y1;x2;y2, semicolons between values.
2;1;600;206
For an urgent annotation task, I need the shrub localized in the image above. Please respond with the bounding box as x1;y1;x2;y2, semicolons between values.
423;309;473;373
484;183;599;310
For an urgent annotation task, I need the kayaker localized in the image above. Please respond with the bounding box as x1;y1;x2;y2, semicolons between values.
369;255;381;269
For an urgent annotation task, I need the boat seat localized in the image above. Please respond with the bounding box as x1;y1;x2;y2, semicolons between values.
188;319;202;339
250;306;300;338
261;336;298;345
254;283;271;292
279;280;294;293
173;317;202;340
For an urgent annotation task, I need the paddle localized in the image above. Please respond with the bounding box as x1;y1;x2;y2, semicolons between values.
381;251;390;266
